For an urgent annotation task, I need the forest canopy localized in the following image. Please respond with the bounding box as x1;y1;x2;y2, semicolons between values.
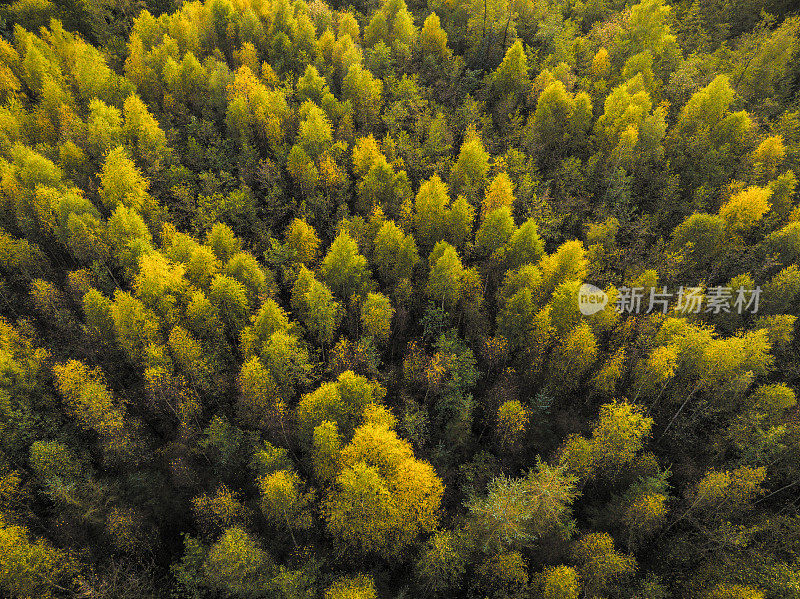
0;0;799;597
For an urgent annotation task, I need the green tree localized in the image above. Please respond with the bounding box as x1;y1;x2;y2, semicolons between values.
209;274;250;334
342;64;382;130
475;206;516;256
467;460;578;553
320;232;372;302
360;292;394;342
259;469;313;531
450;131;489;200
427;242;465;309
203;526;275;598
372;220;419;286
491;40;528;102
237;356;285;432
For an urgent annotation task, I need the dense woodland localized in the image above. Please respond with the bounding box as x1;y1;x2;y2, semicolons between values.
0;0;799;596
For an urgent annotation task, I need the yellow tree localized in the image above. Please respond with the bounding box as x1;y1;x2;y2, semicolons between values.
52;360;133;458
590;401;654;471
325;417;443;557
325;574;377;599
571;532;636;597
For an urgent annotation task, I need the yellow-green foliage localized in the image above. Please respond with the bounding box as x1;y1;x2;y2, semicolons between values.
325;417;444;556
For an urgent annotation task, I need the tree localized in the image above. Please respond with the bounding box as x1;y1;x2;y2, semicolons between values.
325;574;377;599
0;516;77;598
168;325;214;392
482;171;515;217
427;243;465;309
107;204;154;277
590;401;654;471
225;251;273;306
304;277;343;347
491;40;528;102
539;240;588;300
191;485;248;535
225;65;290;153
538;565;580;599
683;466;766;524
287;144;319;196
99;146;151;214
668;75;754;195
325;418;444;557
259;469;313;531
413;174;451;250
417;12;452;65
242;298;291;358
260;331;312;402
312;420;343;483
505;218;544;268
571;533;636;597
475;206;515;256
207;222;242;263
320;232;372;302
497;399;528;447
719;185;772;233
671;213;726;274
357;156;411;217
473;551;529;599
360;292;394;342
296;370;386;442
52;359;131;456
134;251;189;326
707;584;765;599
352;135;383;177
450;131;489;200
372;220;419;286
86;98;122;159
364;0;417;60
110;290;160;365
528;81;593;163
209;274;250;333
122;93;170;171
341;64;382;130
82;288;116;347
467;461;578;553
548;320;598;389
298;102;333;158
237;357;284;431
203;527;275;598
284;218;320;266
414;529;469;596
